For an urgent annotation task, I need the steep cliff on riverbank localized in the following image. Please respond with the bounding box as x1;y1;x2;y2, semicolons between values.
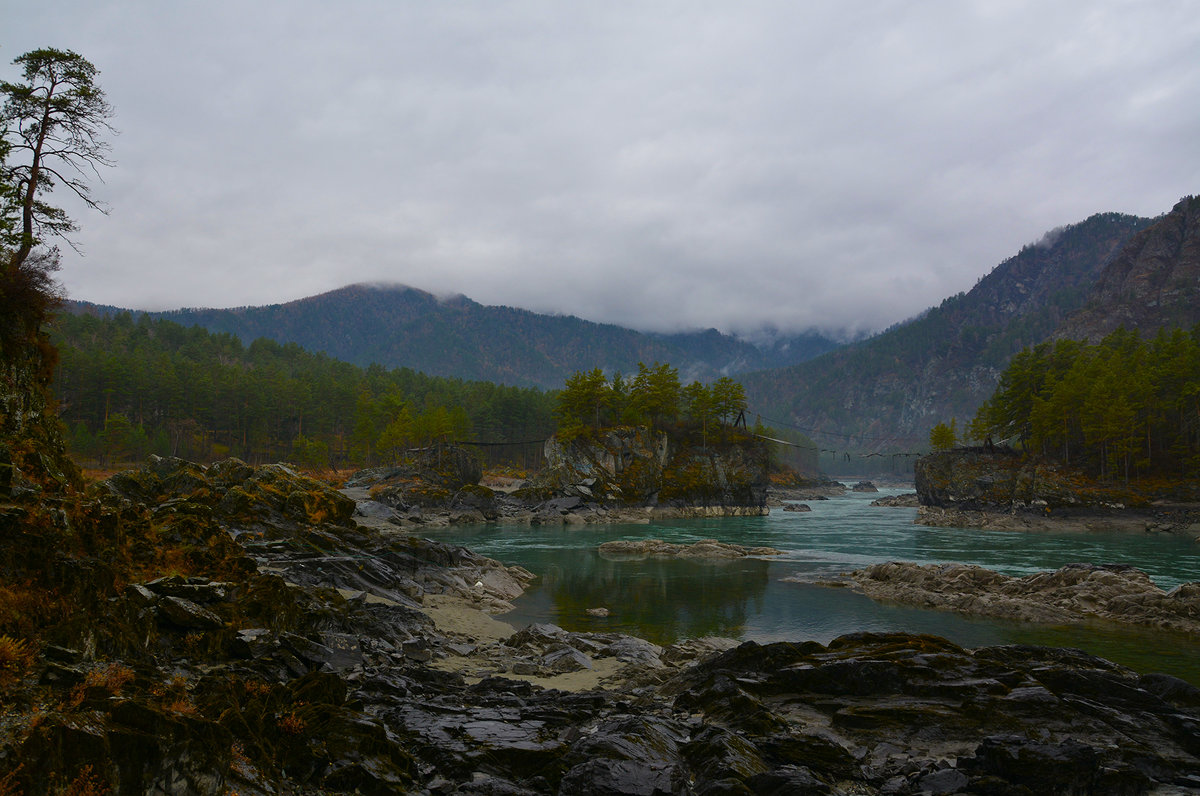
347;429;770;527
536;426;770;513
914;448;1200;533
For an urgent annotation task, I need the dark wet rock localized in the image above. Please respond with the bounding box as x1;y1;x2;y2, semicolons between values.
745;765;832;795
402;637;434;662
559;716;689;796
918;767;969;794
782;502;811;512
156;595;224;630
144;575;234;603
871;493;919;507
543;645;592;673
851;480;878;492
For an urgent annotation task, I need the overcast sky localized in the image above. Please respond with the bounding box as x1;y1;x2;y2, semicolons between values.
4;1;1198;338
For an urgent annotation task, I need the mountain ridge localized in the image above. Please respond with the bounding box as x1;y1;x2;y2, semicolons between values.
64;283;842;389
739;208;1160;449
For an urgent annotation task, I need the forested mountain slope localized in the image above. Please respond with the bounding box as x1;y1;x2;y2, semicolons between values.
740;210;1155;449
68;284;840;389
46;311;556;468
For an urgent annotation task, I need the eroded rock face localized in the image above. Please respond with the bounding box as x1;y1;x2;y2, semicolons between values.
1057;194;1200;341
0;331;82;496
347;431;771;526
913;448;1200;534
915;448;1096;511
538;427;770;512
849;561;1200;634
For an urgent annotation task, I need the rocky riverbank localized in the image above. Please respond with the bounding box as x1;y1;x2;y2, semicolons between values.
845;561;1200;634
3;455;1200;793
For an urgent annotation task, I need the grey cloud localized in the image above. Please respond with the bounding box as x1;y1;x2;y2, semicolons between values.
4;1;1198;336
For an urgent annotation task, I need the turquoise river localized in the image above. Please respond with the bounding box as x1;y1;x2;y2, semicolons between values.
428;488;1200;685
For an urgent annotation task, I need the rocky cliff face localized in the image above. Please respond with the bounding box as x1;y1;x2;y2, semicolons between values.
539;427;769;512
1058;195;1200;341
0;323;80;495
914;447;1106;512
913;448;1200;533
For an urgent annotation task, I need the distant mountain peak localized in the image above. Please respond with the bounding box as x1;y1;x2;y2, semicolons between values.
740;205;1158;448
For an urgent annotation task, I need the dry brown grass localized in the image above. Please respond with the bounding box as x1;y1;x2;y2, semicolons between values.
58;764;108;796
0;764;24;796
276;707;307;735
68;663;135;707
0;636;36;687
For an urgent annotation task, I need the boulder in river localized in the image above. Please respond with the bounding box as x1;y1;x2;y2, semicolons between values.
597;538;783;559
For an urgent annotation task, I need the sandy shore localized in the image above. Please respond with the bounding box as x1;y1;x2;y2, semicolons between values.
421;592;517;642
420;592;635;691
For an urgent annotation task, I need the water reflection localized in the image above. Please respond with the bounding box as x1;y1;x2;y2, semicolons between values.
426;490;1200;683
508;548;771;645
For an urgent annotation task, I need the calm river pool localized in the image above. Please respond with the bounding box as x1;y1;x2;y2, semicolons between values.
428;488;1200;684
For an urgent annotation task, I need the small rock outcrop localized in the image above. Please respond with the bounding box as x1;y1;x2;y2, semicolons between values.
849;561;1200;633
597;538;783;559
871;493;919;507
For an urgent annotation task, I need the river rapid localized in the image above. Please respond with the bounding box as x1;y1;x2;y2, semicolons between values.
429;487;1200;684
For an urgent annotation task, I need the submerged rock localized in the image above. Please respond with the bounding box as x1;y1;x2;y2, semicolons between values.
597;538;783;559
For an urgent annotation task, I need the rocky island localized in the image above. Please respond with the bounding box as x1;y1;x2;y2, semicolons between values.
914;447;1200;536
346;424;771;528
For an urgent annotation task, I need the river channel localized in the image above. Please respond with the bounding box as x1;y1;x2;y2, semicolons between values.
428;488;1200;684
